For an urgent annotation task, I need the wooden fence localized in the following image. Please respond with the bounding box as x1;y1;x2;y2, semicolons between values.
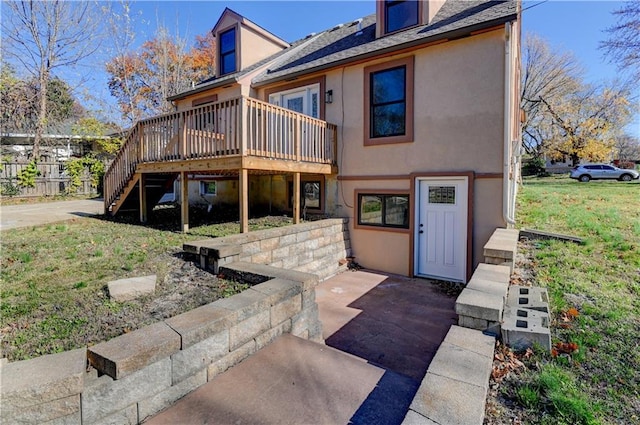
0;162;97;197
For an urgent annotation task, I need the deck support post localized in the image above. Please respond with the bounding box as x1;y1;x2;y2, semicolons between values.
293;172;301;224
181;171;189;233
239;168;249;233
139;174;147;223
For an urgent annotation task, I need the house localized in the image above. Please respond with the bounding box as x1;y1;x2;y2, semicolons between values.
104;0;522;283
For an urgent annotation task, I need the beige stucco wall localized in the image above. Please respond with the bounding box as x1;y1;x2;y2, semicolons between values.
239;26;285;71
322;29;508;277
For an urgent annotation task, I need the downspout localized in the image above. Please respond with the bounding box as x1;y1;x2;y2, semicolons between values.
503;22;516;227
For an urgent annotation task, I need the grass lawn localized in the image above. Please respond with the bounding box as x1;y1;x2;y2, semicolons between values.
497;175;639;425
0;207;292;361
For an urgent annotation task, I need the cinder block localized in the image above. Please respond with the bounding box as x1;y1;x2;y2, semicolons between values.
458;315;501;335
92;403;137;425
427;342;492;389
455;288;503;322
1;394;80;424
255;320;292;351
409;373;487;425
138;369;207;422
466;276;509;298
213;287;270;323
81;358;171;424
0;348;85;408
251;278;301;307
207;340;256;380
402;410;438;425
271;294;302;326
443;325;496;358
87;321;180;380
165;303;232;349
229;310;270;350
506;286;549;312
171;330;229;384
292;304;320;338
473;263;511;283
502;314;551;351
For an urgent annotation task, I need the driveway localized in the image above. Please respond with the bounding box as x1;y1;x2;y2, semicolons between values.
0;198;104;230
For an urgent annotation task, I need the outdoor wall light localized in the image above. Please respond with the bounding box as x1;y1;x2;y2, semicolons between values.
325;90;333;104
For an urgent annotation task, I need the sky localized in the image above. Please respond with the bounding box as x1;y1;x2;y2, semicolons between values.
10;0;636;137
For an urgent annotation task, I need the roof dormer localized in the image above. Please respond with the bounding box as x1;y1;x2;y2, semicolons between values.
211;8;290;77
375;0;445;38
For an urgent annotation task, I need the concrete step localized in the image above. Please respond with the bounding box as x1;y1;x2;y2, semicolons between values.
146;334;414;425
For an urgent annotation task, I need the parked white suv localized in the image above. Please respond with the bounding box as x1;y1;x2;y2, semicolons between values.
569;164;639;182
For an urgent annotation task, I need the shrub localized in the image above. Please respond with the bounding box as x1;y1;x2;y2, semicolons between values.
17;161;40;188
617;160;636;170
522;157;548;177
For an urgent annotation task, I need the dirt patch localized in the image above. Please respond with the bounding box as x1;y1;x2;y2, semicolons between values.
1;250;249;361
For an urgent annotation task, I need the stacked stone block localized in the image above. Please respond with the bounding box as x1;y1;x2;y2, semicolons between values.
0;263;322;425
501;286;551;350
483;228;519;271
183;218;350;280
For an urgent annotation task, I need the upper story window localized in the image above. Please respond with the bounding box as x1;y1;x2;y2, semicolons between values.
385;0;419;33
219;27;236;75
364;56;414;145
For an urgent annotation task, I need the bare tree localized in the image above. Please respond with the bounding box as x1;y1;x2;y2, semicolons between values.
615;134;640;161
601;2;640;81
1;1;103;159
520;33;583;156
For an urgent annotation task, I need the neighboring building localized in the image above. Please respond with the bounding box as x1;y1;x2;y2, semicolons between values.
105;0;522;283
1;133;99;162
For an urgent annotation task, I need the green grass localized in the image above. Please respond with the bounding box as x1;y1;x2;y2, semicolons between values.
509;175;639;424
0;207;292;361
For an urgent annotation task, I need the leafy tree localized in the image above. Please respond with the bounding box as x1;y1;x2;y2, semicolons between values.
601;2;640;81
1;1;104;159
538;85;632;165
520;34;582;157
106;28;217;123
72;117;123;157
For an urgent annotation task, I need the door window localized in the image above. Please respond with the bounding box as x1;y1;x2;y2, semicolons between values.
269;83;320;118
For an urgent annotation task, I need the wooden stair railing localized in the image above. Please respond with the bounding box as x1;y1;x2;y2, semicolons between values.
104;96;338;216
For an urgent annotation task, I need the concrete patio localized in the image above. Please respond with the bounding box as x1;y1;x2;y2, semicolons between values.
147;270;459;424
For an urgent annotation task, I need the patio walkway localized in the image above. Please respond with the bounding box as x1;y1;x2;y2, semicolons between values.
147;270;457;425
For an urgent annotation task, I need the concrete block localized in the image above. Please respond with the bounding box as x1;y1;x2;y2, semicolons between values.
472;263;511;283
0;348;85;408
427;342;492;389
92;404;137;425
165;303;233;349
443;325;496;358
229;310;270;350
171;330;229;384
279;233;297;246
255;320;292;351
42;410;81;425
301;288;316;308
200;243;241;259
466;276;509;298
455;288;503;322
223;262;319;290
242;241;261;255
212;287;270;322
402;410;438;425
506;286;549;312
1;394;80;424
409;372;487;425
259;237;281;251
207;340;256;380
81;358;171;424
272;245;290;260
251;251;272;264
292;304;320;337
182;239;211;255
252;278;301;306
108;275;156;302
87;321;180;380
271;294;302;326
138;369;207;422
502;309;551;351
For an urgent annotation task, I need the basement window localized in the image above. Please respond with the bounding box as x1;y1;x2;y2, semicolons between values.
200;181;217;196
357;193;409;229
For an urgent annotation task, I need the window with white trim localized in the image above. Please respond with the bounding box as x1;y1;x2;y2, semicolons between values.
268;83;320;118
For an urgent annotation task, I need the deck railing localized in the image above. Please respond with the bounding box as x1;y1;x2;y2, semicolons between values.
104;96;338;210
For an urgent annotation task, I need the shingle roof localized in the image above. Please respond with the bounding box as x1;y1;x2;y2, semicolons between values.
170;0;518;99
252;0;518;85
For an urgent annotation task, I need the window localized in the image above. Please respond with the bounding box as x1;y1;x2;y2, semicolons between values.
428;186;456;204
358;193;409;229
385;0;419;33
200;181;217;196
268;83;321;118
364;57;414;145
288;179;323;210
219;27;236;75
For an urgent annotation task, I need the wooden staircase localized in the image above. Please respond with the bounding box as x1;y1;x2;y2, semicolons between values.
103;96;338;219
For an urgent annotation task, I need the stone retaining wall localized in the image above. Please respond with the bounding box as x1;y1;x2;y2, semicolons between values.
183;218;351;281
0;263;323;425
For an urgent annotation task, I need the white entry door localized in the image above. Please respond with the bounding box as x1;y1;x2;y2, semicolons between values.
415;177;468;282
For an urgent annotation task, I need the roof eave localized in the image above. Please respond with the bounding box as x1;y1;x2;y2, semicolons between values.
253;14;517;88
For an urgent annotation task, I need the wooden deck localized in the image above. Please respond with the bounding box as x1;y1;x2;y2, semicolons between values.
104;96;338;230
